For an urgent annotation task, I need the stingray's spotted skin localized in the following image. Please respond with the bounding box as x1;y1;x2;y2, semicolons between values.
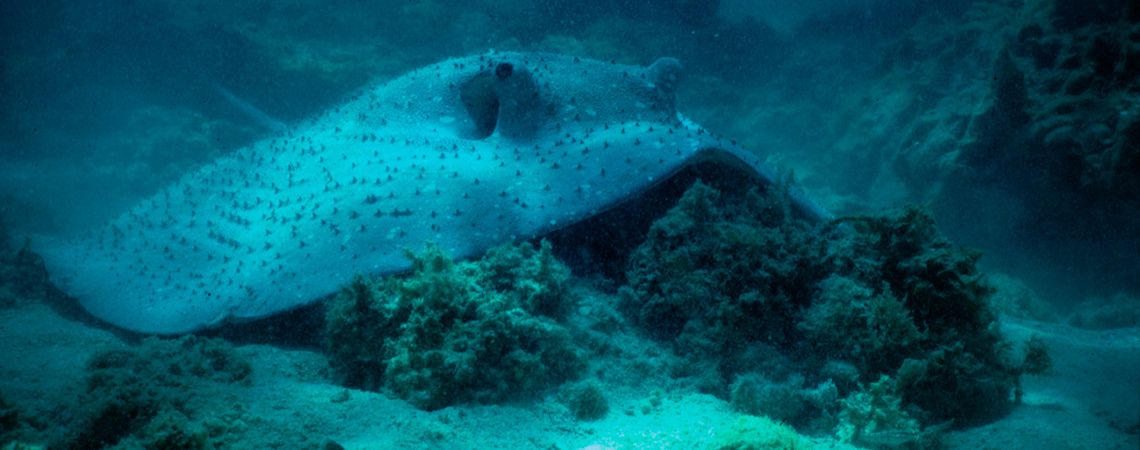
39;52;830;334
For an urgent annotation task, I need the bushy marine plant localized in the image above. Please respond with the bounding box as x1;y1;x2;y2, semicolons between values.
622;181;1041;430
559;379;609;421
325;241;587;411
622;181;827;365
826;207;1021;426
799;275;922;377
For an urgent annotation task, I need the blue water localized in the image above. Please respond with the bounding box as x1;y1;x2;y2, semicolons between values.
1;1;1137;448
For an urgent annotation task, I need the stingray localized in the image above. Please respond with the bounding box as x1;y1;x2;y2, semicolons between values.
38;51;831;334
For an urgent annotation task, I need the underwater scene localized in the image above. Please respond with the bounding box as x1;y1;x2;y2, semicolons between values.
0;0;1137;448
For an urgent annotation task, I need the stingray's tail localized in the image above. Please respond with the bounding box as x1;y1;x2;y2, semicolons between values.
211;82;288;134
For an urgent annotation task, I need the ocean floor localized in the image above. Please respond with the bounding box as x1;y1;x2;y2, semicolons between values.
0;287;1135;449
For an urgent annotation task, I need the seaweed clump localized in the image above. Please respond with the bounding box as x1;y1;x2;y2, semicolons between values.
55;336;252;449
324;241;587;411
823;207;1029;427
559;380;609;421
623;181;827;359
622;181;1040;434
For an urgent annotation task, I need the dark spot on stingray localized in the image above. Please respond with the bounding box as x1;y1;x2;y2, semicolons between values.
495;63;513;80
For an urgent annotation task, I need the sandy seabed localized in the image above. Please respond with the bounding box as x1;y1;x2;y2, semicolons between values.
0;294;1135;449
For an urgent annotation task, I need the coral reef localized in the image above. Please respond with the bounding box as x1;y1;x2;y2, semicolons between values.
698;0;1139;300
818;0;1140;206
622;181;1032;433
1011;2;1140;199
53;336;252;449
324;241;587;411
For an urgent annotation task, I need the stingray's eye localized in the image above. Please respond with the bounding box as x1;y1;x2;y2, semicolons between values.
460;73;499;139
495;63;513;80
